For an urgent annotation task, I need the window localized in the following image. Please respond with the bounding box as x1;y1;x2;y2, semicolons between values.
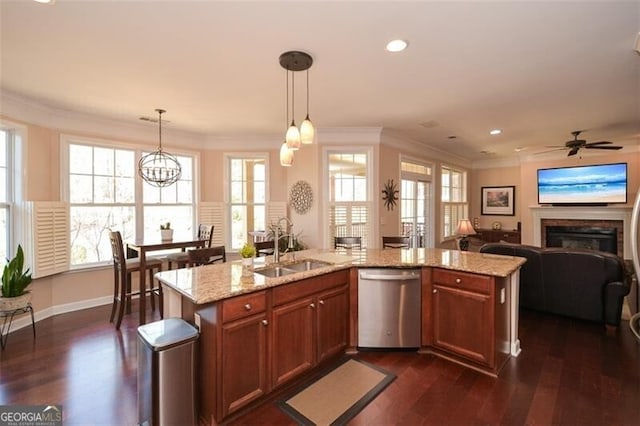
441;165;468;239
227;155;267;250
0;129;11;265
65;138;196;267
401;159;433;247
326;151;372;248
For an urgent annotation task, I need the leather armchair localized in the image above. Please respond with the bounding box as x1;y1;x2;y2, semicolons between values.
480;243;631;327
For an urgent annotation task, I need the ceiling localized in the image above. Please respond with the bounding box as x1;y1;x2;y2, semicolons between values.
1;0;639;161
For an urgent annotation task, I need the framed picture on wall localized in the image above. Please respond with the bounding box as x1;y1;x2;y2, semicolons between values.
481;186;515;216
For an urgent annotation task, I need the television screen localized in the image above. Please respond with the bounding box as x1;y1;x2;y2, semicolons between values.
537;163;627;205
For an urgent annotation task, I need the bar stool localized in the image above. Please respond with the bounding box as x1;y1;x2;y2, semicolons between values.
254;241;275;257
334;236;362;249
166;224;214;269
109;230;163;329
382;236;410;248
187;245;226;266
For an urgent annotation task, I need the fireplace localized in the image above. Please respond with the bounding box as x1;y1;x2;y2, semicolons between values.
545;226;618;255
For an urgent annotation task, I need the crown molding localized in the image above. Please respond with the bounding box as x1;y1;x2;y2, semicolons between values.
381;128;472;168
0;90;207;148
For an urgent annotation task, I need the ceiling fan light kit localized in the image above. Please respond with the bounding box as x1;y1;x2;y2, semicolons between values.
539;130;623;157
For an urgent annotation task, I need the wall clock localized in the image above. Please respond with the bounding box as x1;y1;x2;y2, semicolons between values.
382;179;399;211
289;180;313;214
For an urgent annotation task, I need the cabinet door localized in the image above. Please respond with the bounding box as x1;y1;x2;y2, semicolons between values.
220;313;268;417
271;296;315;388
432;284;494;367
316;286;349;363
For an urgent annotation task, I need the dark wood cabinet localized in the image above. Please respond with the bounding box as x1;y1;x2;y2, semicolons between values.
475;228;521;244
316;286;349;363
431;268;509;372
219;291;268;418
271;296;315;387
271;270;349;388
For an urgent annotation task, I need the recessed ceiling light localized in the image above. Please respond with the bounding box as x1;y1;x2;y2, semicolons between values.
489;129;502;135
33;0;55;3
386;39;408;52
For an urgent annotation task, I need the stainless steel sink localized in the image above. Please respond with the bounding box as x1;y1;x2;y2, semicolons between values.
284;259;332;272
252;259;332;278
253;266;297;278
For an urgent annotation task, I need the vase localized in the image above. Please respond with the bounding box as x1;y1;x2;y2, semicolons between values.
160;229;174;241
0;291;32;312
241;257;253;275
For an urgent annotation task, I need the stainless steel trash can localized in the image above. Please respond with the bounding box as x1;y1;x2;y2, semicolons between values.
138;318;199;426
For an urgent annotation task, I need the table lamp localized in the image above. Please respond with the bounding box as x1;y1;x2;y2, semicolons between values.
456;219;477;251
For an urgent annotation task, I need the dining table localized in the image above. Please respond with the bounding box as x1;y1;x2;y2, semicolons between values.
126;236;208;325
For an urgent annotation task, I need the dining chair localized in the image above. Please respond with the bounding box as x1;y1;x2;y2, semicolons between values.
334;236;362;249
382;236;411;248
187;245;226;266
108;230;163;330
166;224;214;269
254;240;275;257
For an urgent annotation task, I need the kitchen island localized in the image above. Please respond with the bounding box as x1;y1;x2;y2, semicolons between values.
155;248;525;424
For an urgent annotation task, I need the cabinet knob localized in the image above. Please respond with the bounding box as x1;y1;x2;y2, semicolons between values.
261;319;268;326
433;289;437;294
310;303;315;308
455;278;461;284
319;300;325;305
244;303;252;311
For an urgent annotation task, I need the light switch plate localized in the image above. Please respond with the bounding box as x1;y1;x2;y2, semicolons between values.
194;313;201;330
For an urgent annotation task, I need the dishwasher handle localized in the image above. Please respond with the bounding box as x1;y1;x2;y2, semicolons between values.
359;271;420;281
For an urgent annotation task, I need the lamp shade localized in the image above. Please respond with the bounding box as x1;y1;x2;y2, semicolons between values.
456;219;477;236
286;123;301;150
280;141;293;166
300;115;315;144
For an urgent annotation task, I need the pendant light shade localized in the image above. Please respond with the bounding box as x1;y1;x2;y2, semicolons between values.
279;51;314;164
280;141;294;166
286;122;301;150
300;115;315;145
138;109;182;187
300;69;314;144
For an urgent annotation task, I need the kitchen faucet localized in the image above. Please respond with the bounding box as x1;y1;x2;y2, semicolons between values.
273;217;294;263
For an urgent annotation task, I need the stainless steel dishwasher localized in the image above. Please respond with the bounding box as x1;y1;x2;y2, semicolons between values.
357;268;421;349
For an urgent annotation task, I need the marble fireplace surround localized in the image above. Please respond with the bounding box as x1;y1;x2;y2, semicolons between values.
531;206;632;259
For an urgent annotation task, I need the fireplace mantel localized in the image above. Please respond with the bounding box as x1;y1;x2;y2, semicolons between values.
531;205;633;259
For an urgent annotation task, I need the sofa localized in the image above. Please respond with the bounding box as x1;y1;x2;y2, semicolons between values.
479;243;631;327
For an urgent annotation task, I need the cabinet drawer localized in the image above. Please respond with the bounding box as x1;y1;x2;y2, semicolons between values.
432;269;493;295
222;291;267;323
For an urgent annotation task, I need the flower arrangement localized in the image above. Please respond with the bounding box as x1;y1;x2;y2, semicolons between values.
160;222;171;230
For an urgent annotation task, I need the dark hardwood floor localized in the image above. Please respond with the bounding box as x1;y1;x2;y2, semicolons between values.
1;302;639;425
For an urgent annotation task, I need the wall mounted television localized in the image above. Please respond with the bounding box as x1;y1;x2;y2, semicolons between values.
537;163;628;205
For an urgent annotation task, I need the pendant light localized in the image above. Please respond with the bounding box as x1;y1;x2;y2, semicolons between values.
285;67;300;150
138;109;182;187
280;69;295;166
279;51;313;160
300;69;315;144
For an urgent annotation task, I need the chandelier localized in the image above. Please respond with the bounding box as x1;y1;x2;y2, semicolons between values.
138;109;182;187
279;51;315;166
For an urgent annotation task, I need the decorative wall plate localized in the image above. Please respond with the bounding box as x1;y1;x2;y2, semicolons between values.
289;180;313;214
382;179;399;211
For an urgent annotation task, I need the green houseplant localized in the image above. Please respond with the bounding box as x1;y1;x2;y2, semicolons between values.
1;245;33;310
160;222;173;241
239;243;256;259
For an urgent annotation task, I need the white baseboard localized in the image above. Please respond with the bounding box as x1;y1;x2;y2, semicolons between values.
1;296;112;337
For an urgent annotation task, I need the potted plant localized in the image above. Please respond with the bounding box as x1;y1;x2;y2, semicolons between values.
160;222;173;241
1;245;33;311
239;243;256;271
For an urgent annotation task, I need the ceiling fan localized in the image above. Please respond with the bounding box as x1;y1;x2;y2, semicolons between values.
544;130;623;157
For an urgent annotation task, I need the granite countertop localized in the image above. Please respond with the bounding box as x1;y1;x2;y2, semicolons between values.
155;248;526;305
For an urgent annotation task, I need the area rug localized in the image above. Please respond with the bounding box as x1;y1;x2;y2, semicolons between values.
278;358;396;425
